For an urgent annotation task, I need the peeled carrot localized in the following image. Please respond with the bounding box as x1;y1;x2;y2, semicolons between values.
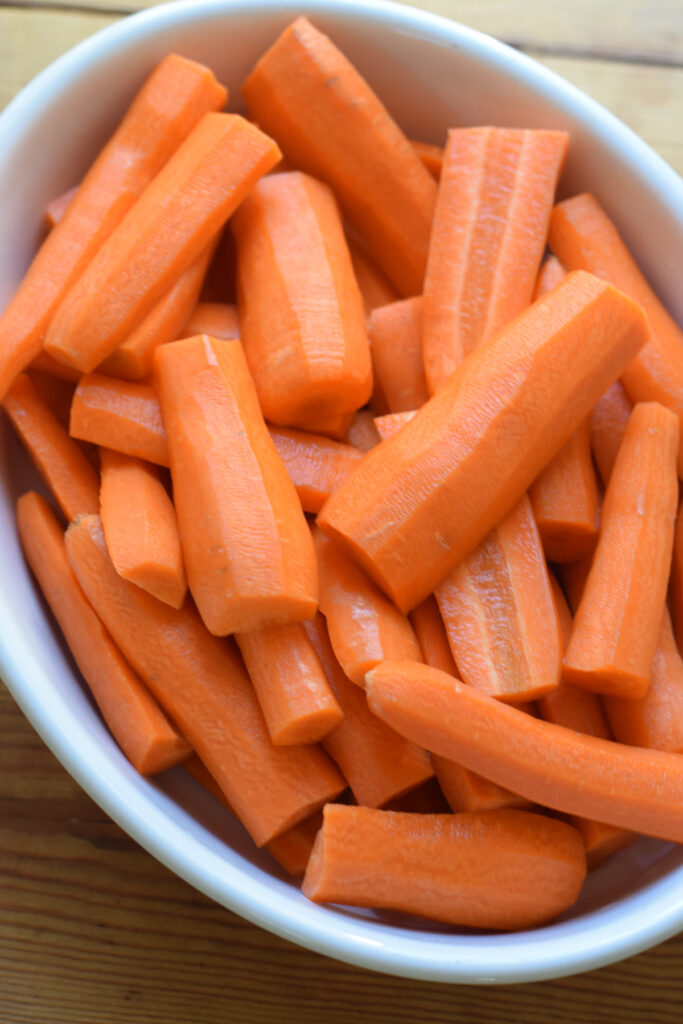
408;595;458;676
235;623;343;746
242;16;437;297
563;402;679;699
671;498;683;650
318;271;650;612
431;758;531;814
346;237;399;316
303;804;586;930
3;373;99;521
344;410;381;452
268;426;363;514
31;351;82;383
366;660;683;844
589;380;633;485
383;778;451;815
99;448;186;609
0;54;227;398
410;140;444;180
69;373;169;467
155;336;317;636
27;369;76;430
45;185;78;230
291;408;355;442
422;127;568;393
17;491;190;774
303;613;433;808
368;298;429;413
532;255;566;300
178;302;239;341
549;192;683;476
373;411;415;443
65;514;344;847
44;113;281;372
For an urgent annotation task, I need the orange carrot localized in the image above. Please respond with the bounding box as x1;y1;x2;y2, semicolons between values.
408;595;458;676
368;298;429;413
178;302;239;340
383;778;451;815
155;336;317;635
346;237;399;317
45;185;78;230
30;351;82;383
563;402;679;699
17;491;190;774
302;804;586;930
99;448;186;609
589;380;633;486
318;271;650;612
3;373;99;521
0;54;227;398
27;369;76;431
431;758;531;814
549;192;683;476
232;171;371;425
291;408;356;442
344;410;381;452
268;426;363;514
235;622;343;746
314;527;422;687
410;140;444;180
373;411;415;443
65;514;344;847
366;660;683;844
242;16;437;297
422;127;568;393
671;497;683;650
303;613;433;808
70;373;169;467
44;113;281;372
532;255;565;300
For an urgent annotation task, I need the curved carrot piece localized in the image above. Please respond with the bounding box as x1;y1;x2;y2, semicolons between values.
302;804;586;930
589;380;633;486
155;336;317;636
318;271;651;612
45;185;78;230
532;255;565;300
408;595;457;676
65;514;344;847
410;140;444;180
178;301;239;341
563;402;679;698
268;426;363;514
18;492;190;774
0;54;227;398
344;410;381;452
70;373;169;467
45;113;281;372
346;237;399;317
368;298;429;414
3;373;99;521
366;660;683;843
242;17;437;297
99;448;186;609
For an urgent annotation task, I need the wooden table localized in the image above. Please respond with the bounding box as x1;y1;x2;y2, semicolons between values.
2;2;682;1020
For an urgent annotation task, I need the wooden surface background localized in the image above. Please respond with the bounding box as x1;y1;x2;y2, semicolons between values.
2;1;683;1020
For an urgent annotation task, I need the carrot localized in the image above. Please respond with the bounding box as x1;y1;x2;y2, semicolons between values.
44;113;281;373
589;380;633;485
368;298;429;413
548;192;683;476
532;255;566;300
314;527;422;687
30;352;82;383
373;411;415;443
344;410;381;452
431;758;531;814
232;171;371;425
99;448;186;609
408;595;458;676
65;514;345;847
155;335;317;636
27;369;76;431
70;373;169;467
422;127;568;393
365;660;683;844
17;491;190;774
671;498;683;650
242;16;437;297
410;140;444;180
235;622;343;746
302;803;586;930
383;778;451;815
346;237;399;317
45;185;78;230
317;271;650;612
3;373;99;521
563;402;679;699
0;54;227;398
303;613;433;808
435;494;561;703
178;302;239;341
291;408;356;442
268;426;363;514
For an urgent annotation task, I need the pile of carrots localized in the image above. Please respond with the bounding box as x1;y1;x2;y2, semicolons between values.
4;15;683;933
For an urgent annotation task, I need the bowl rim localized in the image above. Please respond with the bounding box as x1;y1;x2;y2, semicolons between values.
2;0;683;986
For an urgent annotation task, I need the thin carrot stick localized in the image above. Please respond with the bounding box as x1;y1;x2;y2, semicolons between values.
408;595;458;676
431;758;531;814
410;140;444;180
268;426;363;514
589;380;633;486
532;255;565;300
178;302;239;340
70;373;169;467
368;298;429;413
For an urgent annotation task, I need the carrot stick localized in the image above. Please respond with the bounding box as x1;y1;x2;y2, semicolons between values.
532;255;566;300
99;448;186;609
365;660;683;844
368;298;429;414
344;410;381;452
155;336;317;636
44;113;281;372
373;411;415;443
302;803;586;930
291;408;355;443
0;54;227;398
30;352;82;383
235;622;343;746
65;514;345;846
589;380;633;486
314;527;422;687
17;491;190;774
548;192;683;476
431;758;531;814
45;185;78;230
563;402;679;699
671;498;683;650
408;595;458;676
303;613;433;807
268;426;363;514
410;140;444;180
317;271;651;612
242;16;437;297
383;777;451;814
346;237;399;317
422;127;568;393
435;494;561;702
70;373;169;467
27;369;76;431
3;373;99;521
178;302;239;341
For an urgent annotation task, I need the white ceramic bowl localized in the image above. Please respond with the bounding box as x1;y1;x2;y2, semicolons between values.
2;0;683;986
